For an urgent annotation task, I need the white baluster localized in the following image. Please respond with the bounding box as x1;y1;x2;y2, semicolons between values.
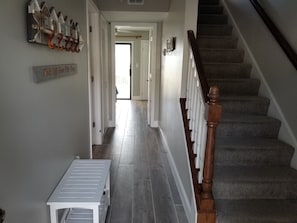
193;94;201;156
191;81;198;141
186;53;193;109
199;119;207;183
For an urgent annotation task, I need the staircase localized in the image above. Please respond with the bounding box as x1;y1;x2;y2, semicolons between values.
197;0;297;222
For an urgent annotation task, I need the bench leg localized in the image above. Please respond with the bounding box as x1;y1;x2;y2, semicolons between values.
93;208;99;223
49;207;59;223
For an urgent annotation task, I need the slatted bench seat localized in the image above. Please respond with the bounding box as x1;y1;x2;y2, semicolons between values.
47;159;111;223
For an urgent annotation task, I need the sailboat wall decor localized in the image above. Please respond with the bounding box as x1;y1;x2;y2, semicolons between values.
27;0;84;53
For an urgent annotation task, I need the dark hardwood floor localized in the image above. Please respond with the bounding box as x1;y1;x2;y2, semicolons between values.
93;100;188;223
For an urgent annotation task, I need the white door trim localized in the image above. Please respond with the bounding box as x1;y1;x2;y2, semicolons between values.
99;15;109;134
140;40;149;100
87;0;102;158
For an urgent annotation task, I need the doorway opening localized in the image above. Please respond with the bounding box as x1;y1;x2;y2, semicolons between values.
115;43;132;100
111;23;158;127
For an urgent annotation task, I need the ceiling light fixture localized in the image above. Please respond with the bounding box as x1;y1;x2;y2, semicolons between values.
128;0;144;5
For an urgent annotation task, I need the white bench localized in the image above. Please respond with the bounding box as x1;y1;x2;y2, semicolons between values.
47;159;111;223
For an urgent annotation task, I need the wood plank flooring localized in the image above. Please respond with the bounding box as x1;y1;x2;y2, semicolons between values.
93;100;188;223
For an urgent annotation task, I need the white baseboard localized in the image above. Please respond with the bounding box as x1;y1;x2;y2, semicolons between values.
159;128;196;223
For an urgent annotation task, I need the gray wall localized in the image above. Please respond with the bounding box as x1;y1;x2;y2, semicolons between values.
160;0;196;221
224;0;297;168
115;31;149;98
0;0;90;222
259;0;297;53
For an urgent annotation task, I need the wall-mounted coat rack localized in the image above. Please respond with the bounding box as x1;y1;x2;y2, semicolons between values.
27;0;84;53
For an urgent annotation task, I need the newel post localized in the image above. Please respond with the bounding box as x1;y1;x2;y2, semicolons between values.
198;86;221;223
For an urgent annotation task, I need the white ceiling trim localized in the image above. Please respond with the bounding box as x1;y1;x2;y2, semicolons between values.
101;11;168;22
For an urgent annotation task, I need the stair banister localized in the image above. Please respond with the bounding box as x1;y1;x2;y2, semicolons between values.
182;30;221;223
250;0;297;70
187;30;209;102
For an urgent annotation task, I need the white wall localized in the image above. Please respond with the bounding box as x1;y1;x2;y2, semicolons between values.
0;0;90;222
160;0;198;222
224;0;297;168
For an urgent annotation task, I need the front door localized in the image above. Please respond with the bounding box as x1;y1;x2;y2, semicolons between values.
115;43;132;100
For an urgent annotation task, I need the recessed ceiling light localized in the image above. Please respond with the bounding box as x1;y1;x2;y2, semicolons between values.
128;0;144;5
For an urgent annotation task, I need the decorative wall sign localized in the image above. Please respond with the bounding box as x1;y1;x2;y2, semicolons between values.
27;0;84;52
32;64;77;83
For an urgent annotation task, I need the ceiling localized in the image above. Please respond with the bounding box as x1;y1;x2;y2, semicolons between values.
96;0;171;12
101;11;168;22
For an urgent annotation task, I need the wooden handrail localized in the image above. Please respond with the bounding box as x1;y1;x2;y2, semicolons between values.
187;30;209;102
250;0;297;70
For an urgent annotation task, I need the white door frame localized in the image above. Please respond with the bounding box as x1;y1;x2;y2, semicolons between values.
140;40;149;100
100;15;109;134
87;0;102;157
110;22;158;127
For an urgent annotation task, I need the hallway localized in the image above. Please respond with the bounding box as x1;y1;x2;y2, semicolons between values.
93;101;188;223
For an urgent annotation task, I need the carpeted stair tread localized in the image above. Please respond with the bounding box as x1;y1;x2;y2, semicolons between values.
220;95;270;115
213;166;297;199
199;5;223;14
199;0;220;6
198;36;238;49
215;137;294;166
214;166;297;183
216;137;293;151
198;35;236;39
198;24;233;36
209;78;260;96
220;95;269;102
216;199;297;223
203;62;252;78
218;113;281;138
221;113;280;123
199;14;228;24
200;48;245;63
